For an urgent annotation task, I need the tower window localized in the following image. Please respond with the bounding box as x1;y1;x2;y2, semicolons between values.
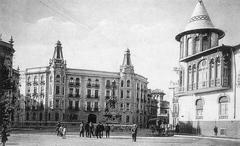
127;80;131;87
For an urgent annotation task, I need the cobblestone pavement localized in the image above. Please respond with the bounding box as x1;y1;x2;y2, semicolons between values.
3;133;240;146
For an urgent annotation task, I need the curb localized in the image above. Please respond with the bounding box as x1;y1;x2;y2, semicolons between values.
175;135;240;142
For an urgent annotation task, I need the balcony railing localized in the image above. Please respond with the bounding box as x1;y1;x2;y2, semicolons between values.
69;82;75;86
219;115;228;119
27;82;31;86
69;94;73;97
86;83;91;88
33;81;38;86
75;82;80;86
93;84;100;88
75;94;80;98
95;95;99;99
196;115;203;119
86;95;91;98
106;84;111;89
105;96;110;100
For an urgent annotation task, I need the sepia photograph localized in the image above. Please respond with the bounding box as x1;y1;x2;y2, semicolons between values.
0;0;240;145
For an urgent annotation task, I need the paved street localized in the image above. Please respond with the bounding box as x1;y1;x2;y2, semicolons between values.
4;133;240;146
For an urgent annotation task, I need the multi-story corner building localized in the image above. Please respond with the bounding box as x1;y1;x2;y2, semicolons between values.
0;37;20;126
175;1;240;137
151;89;169;124
21;41;154;127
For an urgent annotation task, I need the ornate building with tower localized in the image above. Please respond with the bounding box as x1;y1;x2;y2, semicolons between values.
20;41;156;127
175;1;240;138
0;37;20;127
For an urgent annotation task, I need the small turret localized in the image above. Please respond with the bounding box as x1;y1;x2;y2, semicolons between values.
120;49;134;74
52;40;64;60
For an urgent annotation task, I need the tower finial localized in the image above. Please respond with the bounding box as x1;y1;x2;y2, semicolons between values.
9;36;14;46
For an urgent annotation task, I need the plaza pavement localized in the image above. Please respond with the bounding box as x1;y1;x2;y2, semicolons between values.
3;132;240;146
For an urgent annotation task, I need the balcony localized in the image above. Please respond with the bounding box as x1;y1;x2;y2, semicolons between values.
93;84;100;88
196;115;203;119
75;82;80;87
95;95;99;99
27;82;31;86
86;95;91;98
106;84;111;89
176;78;230;96
75;94;80;98
86;83;91;88
33;81;38;86
40;81;45;85
94;108;99;112
69;82;75;87
105;96;110;100
219;115;228;119
68;94;73;97
160;101;169;109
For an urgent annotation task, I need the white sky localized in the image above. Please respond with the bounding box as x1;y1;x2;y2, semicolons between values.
1;0;240;94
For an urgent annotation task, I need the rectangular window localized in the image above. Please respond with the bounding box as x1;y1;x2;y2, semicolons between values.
56;86;60;95
87;89;91;96
94;102;98;111
76;88;79;95
69;100;73;109
126;90;130;98
95;90;98;98
62;87;64;95
75;101;79;110
126;103;130;111
87;102;91;111
56;100;59;108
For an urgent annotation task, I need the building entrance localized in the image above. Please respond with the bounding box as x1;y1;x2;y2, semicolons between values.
88;114;97;123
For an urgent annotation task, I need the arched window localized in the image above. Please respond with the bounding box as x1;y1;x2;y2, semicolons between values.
192;65;196;90
195;36;200;53
197;60;208;89
209;59;215;87
34;76;37;83
219;96;228;119
126;115;130;123
41;75;44;82
27;76;31;82
120;90;123;98
39;113;43;121
106;80;110;88
215;57;221;86
87;78;91;84
76;78;80;86
127;80;130;87
70;77;74;83
56;75;60;82
196;99;203;119
187;37;193;56
202;34;209;51
33;112;36;121
55;112;59;121
187;66;192;91
121;80;124;87
127;90;130;98
26;112;29;121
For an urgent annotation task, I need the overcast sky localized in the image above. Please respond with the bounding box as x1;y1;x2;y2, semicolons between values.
1;0;240;93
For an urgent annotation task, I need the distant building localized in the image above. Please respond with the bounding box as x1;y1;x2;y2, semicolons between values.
151;89;169;124
20;41;155;127
0;37;20;126
175;1;240;138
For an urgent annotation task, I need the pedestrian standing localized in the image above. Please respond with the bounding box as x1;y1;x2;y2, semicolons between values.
131;124;138;142
89;122;94;138
175;123;180;134
1;126;9;146
85;122;89;137
62;125;67;139
105;123;111;138
59;125;63;137
79;122;84;137
56;122;61;136
100;123;104;138
214;126;218;136
96;123;100;138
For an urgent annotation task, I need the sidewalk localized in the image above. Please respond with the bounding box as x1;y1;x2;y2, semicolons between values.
175;134;240;142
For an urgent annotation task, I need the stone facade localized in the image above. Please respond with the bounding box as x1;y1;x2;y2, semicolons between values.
175;1;240;138
20;41;155;127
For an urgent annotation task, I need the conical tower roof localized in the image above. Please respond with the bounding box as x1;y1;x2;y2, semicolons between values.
176;0;224;41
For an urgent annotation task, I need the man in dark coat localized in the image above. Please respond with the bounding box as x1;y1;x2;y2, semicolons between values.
131;124;138;142
96;123;100;138
85;122;89;137
1;126;10;146
105;123;111;138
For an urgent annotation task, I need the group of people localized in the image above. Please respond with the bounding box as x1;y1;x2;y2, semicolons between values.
56;121;138;142
79;122;111;138
56;122;67;139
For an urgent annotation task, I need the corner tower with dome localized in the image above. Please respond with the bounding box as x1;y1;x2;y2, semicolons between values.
174;0;240;138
